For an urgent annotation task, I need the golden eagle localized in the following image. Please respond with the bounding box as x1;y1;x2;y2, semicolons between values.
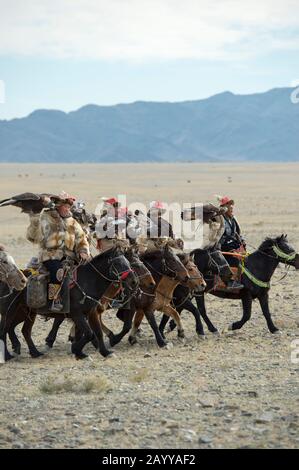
181;203;226;224
0;193;60;214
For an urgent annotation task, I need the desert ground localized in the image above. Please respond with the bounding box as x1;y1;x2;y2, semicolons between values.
0;162;298;449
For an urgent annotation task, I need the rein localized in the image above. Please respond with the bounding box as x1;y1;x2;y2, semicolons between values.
0;282;14;299
240;243;296;289
72;253;135;308
143;258;181;281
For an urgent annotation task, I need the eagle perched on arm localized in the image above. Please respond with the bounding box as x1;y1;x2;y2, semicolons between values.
0;193;60;214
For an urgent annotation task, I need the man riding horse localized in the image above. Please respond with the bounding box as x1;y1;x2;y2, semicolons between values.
218;196;246;268
26;191;90;312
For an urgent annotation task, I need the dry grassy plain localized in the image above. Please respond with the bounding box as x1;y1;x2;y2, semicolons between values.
0;163;298;449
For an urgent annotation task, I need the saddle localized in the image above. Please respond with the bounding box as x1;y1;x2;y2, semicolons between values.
26;264;73;314
214;267;241;292
213;250;247;293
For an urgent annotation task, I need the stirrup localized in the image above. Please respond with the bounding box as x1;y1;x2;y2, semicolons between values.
50;299;64;312
226;281;244;291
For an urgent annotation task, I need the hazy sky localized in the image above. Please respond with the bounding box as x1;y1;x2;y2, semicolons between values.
0;0;299;119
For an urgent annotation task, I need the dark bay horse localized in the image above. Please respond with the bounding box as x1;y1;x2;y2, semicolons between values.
99;244;191;348
160;235;299;337
0;247;139;361
44;245;156;349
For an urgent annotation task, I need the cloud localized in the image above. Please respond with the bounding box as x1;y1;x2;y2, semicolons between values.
0;0;299;61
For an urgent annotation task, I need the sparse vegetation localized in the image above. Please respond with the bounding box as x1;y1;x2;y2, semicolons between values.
130;368;150;383
39;375;112;395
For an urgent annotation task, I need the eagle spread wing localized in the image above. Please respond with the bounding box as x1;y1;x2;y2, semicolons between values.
0;192;60;214
181;204;225;224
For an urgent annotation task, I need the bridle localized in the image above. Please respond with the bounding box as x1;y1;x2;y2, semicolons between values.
86;254;134;284
247;242;297;263
72;253;137;308
130;259;153;281
144;255;183;281
206;250;229;275
0;260;16;299
272;245;296;262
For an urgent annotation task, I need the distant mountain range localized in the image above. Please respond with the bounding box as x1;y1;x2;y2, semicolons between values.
0;87;298;162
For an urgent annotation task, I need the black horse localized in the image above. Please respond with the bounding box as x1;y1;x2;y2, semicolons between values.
44;246;156;350
45;244;188;351
162;235;299;337
0;247;139;361
159;246;231;337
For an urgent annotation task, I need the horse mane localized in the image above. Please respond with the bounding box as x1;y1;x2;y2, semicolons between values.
87;247;120;264
258;235;287;252
176;252;189;264
190;246;214;257
140;250;162;261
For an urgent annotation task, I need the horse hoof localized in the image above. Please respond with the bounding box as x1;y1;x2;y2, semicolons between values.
197;334;206;341
75;353;89;360
165;342;174;350
12;350;21;357
5;353;14;362
128;336;137;346
44;343;53;351
272;329;282;335
212;330;220;336
31;351;44;358
104;352;116;360
222;325;232;334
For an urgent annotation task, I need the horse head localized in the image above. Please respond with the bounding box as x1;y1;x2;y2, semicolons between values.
177;252;206;292
125;245;155;289
260;234;299;269
162;243;189;283
191;245;231;279
108;248;139;296
0;247;27;291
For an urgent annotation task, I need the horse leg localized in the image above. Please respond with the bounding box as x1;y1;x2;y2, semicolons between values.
258;292;279;333
0;328;13;361
128;309;144;345
8;327;21;356
0;312;18;361
21;313;44;358
195;295;218;334
71;314;95;360
108;309;135;347
161;304;185;338
144;307;167;348
159;313;170;337
178;299;205;337
229;295;252;331
45;317;65;348
88;310;113;358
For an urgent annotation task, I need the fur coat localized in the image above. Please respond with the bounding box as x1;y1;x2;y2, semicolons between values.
27;209;90;261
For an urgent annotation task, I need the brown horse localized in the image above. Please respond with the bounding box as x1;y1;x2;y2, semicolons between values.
127;252;206;346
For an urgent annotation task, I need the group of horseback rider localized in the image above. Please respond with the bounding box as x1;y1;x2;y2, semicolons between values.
24;192;244;312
